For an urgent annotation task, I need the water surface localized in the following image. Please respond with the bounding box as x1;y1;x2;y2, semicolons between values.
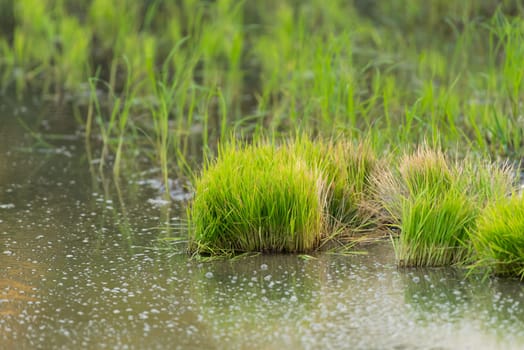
1;102;524;350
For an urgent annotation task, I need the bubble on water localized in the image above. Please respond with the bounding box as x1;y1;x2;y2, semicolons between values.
147;198;170;207
412;276;420;283
205;272;214;279
260;264;268;271
336;303;347;312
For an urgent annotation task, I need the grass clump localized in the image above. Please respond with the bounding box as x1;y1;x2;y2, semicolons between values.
395;186;476;267
392;147;475;267
188;141;328;255
188;137;383;256
324;141;379;232
378;146;514;267
472;195;524;279
289;138;380;234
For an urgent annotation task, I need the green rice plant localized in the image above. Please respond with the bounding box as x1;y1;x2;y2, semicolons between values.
189;136;381;256
471;195;524;279
0;38;15;93
54;15;92;92
290;137;380;233
457;157;515;205
469;12;524;157
112;58;135;178
87;64;137;177
395;186;476;267
12;0;55;96
492;13;524;121
203;0;245;117
388;147;472;266
378;146;514;267
88;0;141;91
123;33;157;95
188;140;328;255
150;79;175;193
147;39;203;189
398;146;452;198
5;0;524;185
253;7;364;134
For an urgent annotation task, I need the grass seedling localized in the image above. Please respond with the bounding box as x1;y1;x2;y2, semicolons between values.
113;58;134;178
3;1;524;167
392;147;472;266
189;136;384;256
287;137;381;235
325;141;378;232
378;146;514;267
471;195;524;279
394;186;476;267
188;140;328;255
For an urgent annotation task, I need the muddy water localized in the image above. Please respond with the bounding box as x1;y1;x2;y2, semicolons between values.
1;102;524;350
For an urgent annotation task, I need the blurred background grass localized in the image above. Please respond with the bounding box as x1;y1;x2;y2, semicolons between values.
1;0;524;179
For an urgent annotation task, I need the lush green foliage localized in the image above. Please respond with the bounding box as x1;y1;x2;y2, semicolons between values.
189;138;383;255
378;147;514;267
2;1;524;178
472;195;524;279
396;186;476;267
385;148;475;266
289;138;380;232
2;1;524;267
189;141;328;254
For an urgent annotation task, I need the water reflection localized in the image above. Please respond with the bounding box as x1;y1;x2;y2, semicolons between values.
402;268;474;321
0;256;40;315
187;255;323;348
2;101;524;349
403;268;524;322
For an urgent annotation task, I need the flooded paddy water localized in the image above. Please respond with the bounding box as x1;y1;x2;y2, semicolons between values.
2;103;524;350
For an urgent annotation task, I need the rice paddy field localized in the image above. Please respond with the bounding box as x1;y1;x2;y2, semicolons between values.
2;0;524;349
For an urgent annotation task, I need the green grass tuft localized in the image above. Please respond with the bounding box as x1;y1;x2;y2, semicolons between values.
378;145;514;267
472;195;524;279
289;137;380;233
188;137;383;256
188;141;328;255
395;186;476;267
